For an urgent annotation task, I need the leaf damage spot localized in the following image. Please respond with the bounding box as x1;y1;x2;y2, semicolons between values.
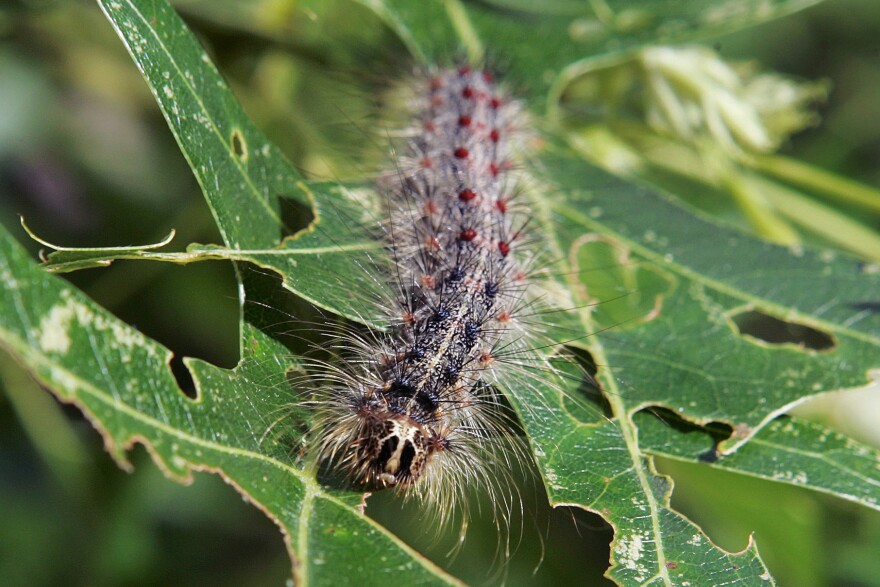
613;532;648;581
730;309;836;352
37;292;158;358
770;470;808;484
279;195;315;240
38;301;76;353
340;186;383;227
231;129;247;162
543;467;563;490
170;354;197;398
850;301;880;314
731;422;753;440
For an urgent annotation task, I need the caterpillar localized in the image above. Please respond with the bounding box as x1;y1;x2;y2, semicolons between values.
306;63;548;530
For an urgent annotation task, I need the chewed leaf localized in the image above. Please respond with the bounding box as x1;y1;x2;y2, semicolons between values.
20;217;177;272
639;411;880;512
98;0;300;250
4;0;878;586
0;227;459;585
546;151;880;450
498;360;774;584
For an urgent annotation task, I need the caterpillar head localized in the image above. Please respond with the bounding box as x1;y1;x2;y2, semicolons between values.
360;415;434;487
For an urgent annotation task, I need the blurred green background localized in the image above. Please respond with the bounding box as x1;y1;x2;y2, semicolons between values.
1;0;879;585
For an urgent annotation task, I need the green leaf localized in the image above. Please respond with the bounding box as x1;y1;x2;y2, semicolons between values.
639;412;880;512
546;153;879;443
0;225;458;586
96;0;390;325
367;0;825;100
6;0;879;586
494;361;775;584
97;0;296;250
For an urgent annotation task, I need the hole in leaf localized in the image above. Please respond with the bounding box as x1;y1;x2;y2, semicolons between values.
170;354;197;399
278;195;315;240
76;259;239;400
731;310;835;351
240;266;328;354
563;346;612;419
366;457;614;584
635;408;733;463
231;129;247;162
569;345;599;379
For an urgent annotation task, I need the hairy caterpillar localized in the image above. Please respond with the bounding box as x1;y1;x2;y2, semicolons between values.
305;63;550;529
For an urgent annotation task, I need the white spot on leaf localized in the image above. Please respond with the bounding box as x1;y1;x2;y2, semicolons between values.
38;302;76;353
614;533;648;581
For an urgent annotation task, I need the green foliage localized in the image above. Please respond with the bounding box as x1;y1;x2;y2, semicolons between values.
1;0;879;585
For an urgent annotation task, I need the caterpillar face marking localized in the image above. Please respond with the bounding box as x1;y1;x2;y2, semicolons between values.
358;411;435;487
310;64;536;526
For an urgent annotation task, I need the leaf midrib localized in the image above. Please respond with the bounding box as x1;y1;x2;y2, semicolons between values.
533;172;673;584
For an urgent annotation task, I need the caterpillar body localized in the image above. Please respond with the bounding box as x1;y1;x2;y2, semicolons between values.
311;64;543;526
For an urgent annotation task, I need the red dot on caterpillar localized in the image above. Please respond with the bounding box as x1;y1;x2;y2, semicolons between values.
458;188;477;202
459;228;477;242
307;64;548;544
